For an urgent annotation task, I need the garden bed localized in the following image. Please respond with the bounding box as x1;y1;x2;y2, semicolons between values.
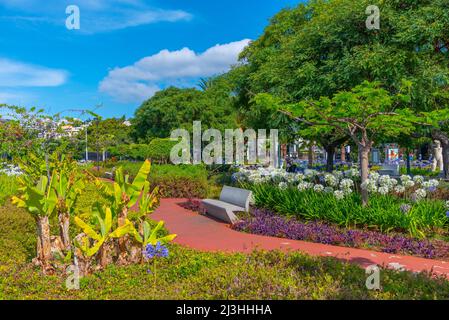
185;199;449;261
2;203;449;299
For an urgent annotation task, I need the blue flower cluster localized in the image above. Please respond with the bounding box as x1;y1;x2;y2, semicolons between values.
143;242;169;260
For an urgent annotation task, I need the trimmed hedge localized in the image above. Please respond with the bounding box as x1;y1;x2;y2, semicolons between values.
149;165;210;199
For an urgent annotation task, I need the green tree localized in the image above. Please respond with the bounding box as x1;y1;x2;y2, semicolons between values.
282;81;429;206
236;0;449;175
132;83;237;141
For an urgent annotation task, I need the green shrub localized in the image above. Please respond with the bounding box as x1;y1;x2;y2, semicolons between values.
245;183;449;238
400;167;441;178
147;138;177;164
149;165;210;198
0;175;18;205
108;139;176;164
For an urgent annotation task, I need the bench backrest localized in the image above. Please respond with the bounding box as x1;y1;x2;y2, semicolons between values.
219;186;252;211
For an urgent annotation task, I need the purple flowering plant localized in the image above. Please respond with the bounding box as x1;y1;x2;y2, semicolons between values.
232;208;449;259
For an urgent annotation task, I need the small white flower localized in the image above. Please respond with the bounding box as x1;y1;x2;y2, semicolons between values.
413;175;424;184
278;182;288;190
400;175;412;183
404;180;415;188
340;178;354;190
334;190;345;200
324;173;338;187
369;171;380;182
298;182;312;191
361;179;378;193
313;184;324;192
349;167;360;178
413;188;427;201
378;186;390;195
394;185;406;193
333;171;344;180
445;201;449;209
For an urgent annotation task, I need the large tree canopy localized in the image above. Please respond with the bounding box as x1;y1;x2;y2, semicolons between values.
132;80;237;141
240;0;449;108
233;0;449;175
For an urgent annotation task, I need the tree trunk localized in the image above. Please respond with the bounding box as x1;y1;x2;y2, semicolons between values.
406;147;411;175
308;143;314;169
117;207;129;264
58;212;71;251
341;145;346;163
325;146;335;173
37;216;54;274
360;145;371;207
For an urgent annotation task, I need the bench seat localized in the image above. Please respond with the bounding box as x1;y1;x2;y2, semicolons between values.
201;199;245;224
201;186;252;224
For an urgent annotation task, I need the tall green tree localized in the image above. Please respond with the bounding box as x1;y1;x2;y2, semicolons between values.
282;81;439;206
236;0;449;175
132;82;237;141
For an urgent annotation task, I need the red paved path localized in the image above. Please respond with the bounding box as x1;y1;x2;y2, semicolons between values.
152;198;449;278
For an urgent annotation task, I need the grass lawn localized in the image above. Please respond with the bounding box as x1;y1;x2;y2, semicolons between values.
2;201;449;300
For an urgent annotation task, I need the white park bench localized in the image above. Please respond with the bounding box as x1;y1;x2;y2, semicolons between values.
202;186;252;224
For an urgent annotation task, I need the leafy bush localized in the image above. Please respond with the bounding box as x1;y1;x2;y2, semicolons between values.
0;175;18;205
146;138;177;164
245;183;449;238
400;167;441;178
149;165;210;198
108;139;176;164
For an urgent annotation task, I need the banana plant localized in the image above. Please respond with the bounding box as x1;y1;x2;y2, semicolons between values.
128;180;159;223
130;220;177;263
95;160;152;260
74;206;135;268
12;175;57;274
52;165;85;251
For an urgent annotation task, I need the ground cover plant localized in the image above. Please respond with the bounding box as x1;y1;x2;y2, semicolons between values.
0;174;18;205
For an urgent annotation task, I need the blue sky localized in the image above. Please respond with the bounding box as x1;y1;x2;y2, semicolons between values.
0;0;301;118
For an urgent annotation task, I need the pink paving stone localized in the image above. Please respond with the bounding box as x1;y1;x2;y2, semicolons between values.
151;198;449;279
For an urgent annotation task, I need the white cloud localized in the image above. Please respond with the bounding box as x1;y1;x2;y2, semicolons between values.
0;0;192;33
99;39;251;103
0;58;68;87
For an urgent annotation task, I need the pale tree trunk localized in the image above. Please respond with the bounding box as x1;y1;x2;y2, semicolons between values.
37;216;54;274
58;212;71;251
341;145;346;163
360;144;371;207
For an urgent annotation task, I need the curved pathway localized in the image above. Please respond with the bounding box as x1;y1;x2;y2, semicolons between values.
152;198;449;278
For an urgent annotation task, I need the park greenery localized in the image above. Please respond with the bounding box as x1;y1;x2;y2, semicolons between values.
2;0;449;299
